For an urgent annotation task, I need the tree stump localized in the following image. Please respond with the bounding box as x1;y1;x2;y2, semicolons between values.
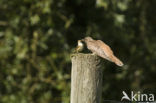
70;53;103;103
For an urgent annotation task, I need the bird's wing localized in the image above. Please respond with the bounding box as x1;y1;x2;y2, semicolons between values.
86;40;100;53
94;40;123;66
96;40;114;56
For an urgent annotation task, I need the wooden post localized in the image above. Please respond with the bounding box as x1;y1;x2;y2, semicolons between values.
70;53;103;103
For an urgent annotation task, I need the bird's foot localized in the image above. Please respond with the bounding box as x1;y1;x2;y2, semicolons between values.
73;49;78;53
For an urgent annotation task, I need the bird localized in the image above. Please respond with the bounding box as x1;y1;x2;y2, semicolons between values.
81;36;124;66
75;40;84;53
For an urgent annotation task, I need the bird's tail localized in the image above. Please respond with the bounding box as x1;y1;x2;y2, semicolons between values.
112;56;124;66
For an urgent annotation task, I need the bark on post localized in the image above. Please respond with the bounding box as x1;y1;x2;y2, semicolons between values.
70;53;103;103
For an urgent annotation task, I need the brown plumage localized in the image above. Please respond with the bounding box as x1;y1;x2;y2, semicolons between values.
82;37;123;66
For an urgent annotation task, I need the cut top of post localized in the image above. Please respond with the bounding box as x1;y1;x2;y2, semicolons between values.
71;53;101;64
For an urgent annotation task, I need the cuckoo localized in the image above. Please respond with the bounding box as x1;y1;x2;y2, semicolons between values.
79;36;124;66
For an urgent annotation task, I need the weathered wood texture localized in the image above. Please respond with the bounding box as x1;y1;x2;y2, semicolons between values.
70;53;103;103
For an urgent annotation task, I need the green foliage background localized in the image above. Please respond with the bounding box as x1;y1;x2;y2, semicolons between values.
0;0;156;103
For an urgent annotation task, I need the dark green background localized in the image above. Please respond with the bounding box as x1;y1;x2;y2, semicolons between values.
0;0;156;103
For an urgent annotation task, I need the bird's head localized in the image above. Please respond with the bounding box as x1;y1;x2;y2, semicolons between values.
77;40;83;46
81;36;93;42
